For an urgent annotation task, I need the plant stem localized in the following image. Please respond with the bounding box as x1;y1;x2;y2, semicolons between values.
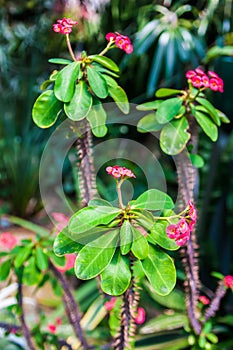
49;261;90;350
117;180;124;209
99;40;115;56
203;281;226;322
17;275;37;350
66;34;77;61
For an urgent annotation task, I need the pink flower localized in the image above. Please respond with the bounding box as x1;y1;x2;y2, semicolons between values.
135;307;146;325
47;324;56;334
55;317;62;325
224;275;233;290
195;68;205;76
191;75;202;88
106;165;136;179
53;18;78;35
175;232;190;246
209;78;219;91
177;218;190;234
0;232;17;250
166;224;179;239
56;254;76;273
199;295;210;305
186;70;196;79
51;212;69;233
188;200;197;223
106;32;133;54
208;70;219;79
104;297;117;311
201;75;209;88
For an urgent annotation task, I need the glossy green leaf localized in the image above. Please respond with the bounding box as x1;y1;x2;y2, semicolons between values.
0;259;12;281
195;111;218;141
189;153;204;168
87;99;108;137
75;229;119;279
54;61;80;102
156;97;183;124
100;249;131;295
32;90;62;128
102;74;118;88
35;247;48;271
69;206;121;234
14;245;33;269
149;222;179;251
87;66;108;99
120;220;133;255
136;100;162;111
144;280;185;311
155;88;182;98
89;55;120;72
64;81;92;121
141;245;176;295
53;228;83;256
49;58;73;65
130;189;174;211
140;313;188;334
131;227;149;259
92;64;120;78
216;109;230;124
160;117;190;155
196;97;220;126
81;297;107;331
137;113;163;133
108;85;129;114
134;210;155;231
23;256;42;286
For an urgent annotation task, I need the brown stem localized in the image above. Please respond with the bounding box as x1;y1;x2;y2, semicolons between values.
76;123;97;207
49;261;90;350
66;34;77;61
17;273;37;350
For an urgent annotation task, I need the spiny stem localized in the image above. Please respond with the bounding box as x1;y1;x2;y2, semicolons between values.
66;34;77;61
203;281;226;322
17;273;37;350
49;261;90;350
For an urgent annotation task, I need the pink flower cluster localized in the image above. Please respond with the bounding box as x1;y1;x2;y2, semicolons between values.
106;32;133;54
106;165;136;179
224;275;233;290
53;18;78;35
47;318;62;334
0;232;17;250
186;68;223;92
166;201;197;246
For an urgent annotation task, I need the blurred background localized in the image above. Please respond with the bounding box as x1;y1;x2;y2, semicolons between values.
0;0;233;306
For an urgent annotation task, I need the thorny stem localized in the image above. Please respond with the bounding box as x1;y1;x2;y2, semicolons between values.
66;34;77;61
17;273;37;350
203;281;227;322
49;261;90;350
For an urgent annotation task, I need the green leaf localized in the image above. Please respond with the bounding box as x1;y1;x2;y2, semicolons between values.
32;90;62;128
149;222;179;251
137;113;163;133
160;117;190;155
0;259;12;281
144;280;185;311
87;99;108;137
189;153;204;168
87;66;108;98
88;198;113;207
75;229;119;279
140;313;188;334
49;58;73;65
131;227;149;259
69;206;121;234
216;109;230;124
14;244;33;269
108;85;129;114
54;229;83;255
23;256;42;286
196;97;220;126
120;220;133;255
81;297;107;331
100;249;131;295
54;61;81;102
9;216;49;237
141;245;176;295
134;210;155;231
102;74;118;88
195;111;218;141
130;189;174;211
64;81;92;121
89;55;120;72
155;88;182;98
35;247;48;271
136;100;162;111
156;97;183;124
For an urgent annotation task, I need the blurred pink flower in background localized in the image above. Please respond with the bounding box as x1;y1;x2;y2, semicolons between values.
0;232;18;250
